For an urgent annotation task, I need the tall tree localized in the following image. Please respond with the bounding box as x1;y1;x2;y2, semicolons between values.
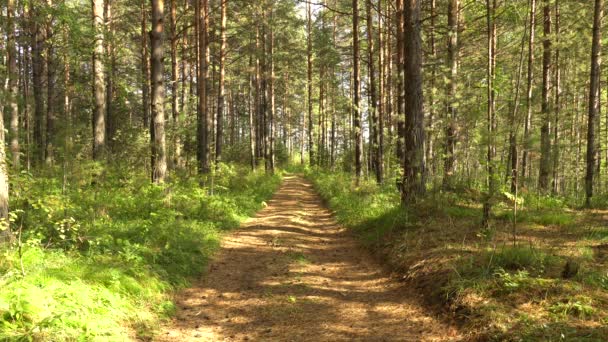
522;0;536;182
170;0;181;166
92;0;106;160
105;0;116;149
395;0;405;165
353;0;362;184
482;0;497;226
7;0;19;169
552;0;561;194
45;0;55;165
586;0;603;207
32;4;45;165
197;0;210;174
268;10;276;174
307;1;314;166
0;0;12;239
443;0;459;189
216;0;227;166
401;0;425;203
377;0;384;180
367;0;381;183
150;0;167;183
539;0;552;191
141;0;151;128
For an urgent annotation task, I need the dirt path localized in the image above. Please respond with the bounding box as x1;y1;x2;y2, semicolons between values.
158;175;460;341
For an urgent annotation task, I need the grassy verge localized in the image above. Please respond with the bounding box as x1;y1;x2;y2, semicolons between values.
0;164;281;341
306;169;608;341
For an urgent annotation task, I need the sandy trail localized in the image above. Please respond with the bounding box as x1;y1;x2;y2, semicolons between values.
158;175;459;341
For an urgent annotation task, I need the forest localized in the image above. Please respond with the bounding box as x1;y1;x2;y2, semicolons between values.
1;0;608;340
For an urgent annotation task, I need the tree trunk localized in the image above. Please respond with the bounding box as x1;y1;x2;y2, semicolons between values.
482;0;496;227
171;0;182;167
150;0;167;183
31;6;45;165
0;0;12;239
8;0;19;169
539;1;552;192
586;0;603;206
552;0;561;194
268;16;275;174
522;0;536;182
215;0;226;166
367;0;381;183
377;0;384;180
105;0;115;151
396;0;405;165
443;0;459;189
249;51;256;171
92;0;106;160
197;0;210;174
401;0;425;203
141;0;150;129
307;2;315;166
507;1;529;194
255;25;263;161
353;0;362;184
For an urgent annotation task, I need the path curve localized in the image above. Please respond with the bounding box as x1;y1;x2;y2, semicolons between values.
158;175;460;341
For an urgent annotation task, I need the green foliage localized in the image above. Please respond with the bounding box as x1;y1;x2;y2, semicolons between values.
549;298;596;319
0;165;281;340
489;246;558;272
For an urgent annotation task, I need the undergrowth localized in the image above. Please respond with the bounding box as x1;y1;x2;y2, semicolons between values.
305;168;608;341
0;163;281;341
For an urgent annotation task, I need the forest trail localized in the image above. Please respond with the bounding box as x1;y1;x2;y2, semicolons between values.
158;175;460;341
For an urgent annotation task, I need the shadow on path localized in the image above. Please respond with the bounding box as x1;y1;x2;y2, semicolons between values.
157;175;460;342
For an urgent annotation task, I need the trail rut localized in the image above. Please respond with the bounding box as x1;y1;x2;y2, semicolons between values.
158;175;460;341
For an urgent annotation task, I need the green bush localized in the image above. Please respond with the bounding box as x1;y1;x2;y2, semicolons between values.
0;164;281;340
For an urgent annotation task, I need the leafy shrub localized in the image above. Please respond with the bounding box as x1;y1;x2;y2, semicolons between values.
0;164;281;340
549;298;595;318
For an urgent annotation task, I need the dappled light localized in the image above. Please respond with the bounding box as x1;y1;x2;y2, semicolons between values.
159;176;459;341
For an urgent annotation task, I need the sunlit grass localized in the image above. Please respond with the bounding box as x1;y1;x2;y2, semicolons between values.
0;164;281;340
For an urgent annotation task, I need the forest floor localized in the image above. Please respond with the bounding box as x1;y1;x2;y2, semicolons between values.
157;175;461;341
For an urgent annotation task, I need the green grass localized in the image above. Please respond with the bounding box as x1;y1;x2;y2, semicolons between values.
305;169;407;247
0;164;281;340
306;169;608;341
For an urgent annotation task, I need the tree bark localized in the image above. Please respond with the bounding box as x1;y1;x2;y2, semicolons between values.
150;0;167;183
92;0;106;160
216;0;227;166
353;0;362;184
171;0;182;167
197;0;210;174
367;0;381;183
586;0;603;206
307;2;315;166
522;0;536;182
401;0;425;203
395;0;405;165
552;0;561;194
141;0;151;129
482;0;496;227
268;14;275;174
0;0;12;239
377;0;384;180
105;0;115;150
249;50;256;170
8;0;19;169
539;1;552;191
443;0;459;189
